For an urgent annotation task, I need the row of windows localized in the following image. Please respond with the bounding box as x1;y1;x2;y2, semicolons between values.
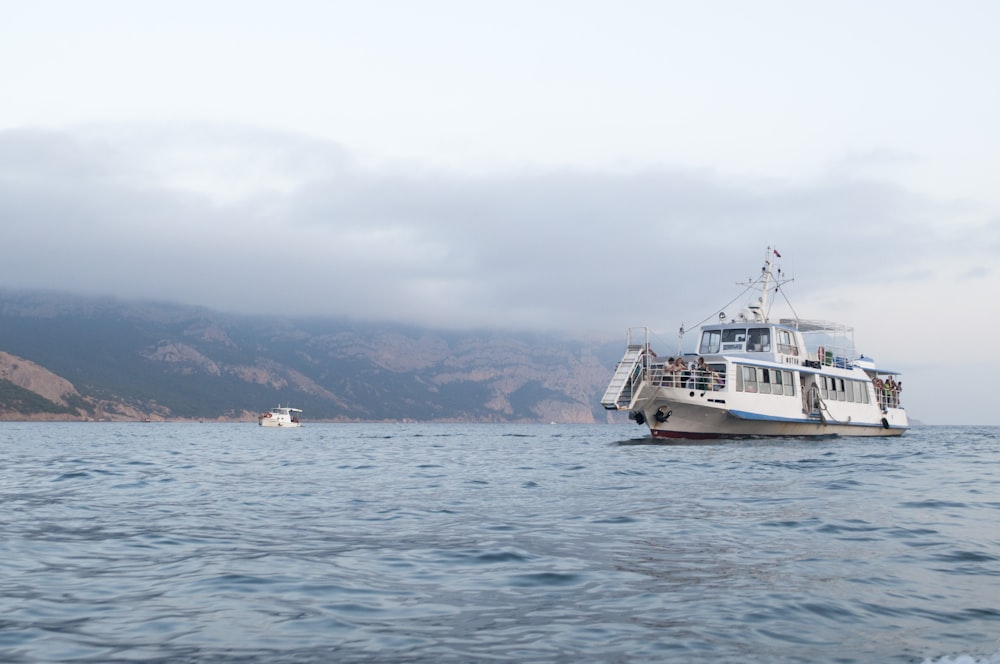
732;366;873;405
700;327;800;355
736;367;796;396
819;375;871;404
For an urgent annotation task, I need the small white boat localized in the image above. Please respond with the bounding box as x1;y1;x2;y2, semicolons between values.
258;405;303;427
601;247;908;439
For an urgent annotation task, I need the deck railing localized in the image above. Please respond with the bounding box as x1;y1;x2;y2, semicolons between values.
648;365;725;391
875;383;903;411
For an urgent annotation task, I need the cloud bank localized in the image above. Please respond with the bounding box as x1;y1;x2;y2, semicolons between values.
1;124;993;339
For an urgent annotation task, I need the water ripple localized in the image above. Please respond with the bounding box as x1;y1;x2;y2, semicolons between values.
1;423;999;662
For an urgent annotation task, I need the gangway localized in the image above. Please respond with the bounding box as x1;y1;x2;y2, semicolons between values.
601;344;645;410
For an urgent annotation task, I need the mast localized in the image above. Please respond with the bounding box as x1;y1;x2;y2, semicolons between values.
742;246;776;322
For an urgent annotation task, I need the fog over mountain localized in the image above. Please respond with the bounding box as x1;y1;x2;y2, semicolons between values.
0;290;624;424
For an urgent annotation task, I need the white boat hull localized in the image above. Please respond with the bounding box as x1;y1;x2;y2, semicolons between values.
258;405;303;427
632;385;906;439
258;418;301;428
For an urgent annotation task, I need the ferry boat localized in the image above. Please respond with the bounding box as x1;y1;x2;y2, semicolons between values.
258;405;303;427
601;248;908;438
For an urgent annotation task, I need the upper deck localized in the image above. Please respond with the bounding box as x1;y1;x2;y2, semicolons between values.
696;317;870;372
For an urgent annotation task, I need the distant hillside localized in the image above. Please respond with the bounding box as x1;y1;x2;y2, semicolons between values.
0;290;625;423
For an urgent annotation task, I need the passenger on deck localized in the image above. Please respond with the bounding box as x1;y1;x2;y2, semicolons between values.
663;357;677;386
716;370;726;390
696;357;709;391
709;369;722;391
873;377;886;411
670;358;688;388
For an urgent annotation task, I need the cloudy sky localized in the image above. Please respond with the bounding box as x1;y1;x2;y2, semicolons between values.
2;1;998;424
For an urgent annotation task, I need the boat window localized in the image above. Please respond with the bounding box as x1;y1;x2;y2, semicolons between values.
819;376;828;399
759;369;771;394
746;368;796;397
723;329;746;343
748;328;771;352
771;369;784;396
700;330;721;355
721;328;746;351
777;329;799;356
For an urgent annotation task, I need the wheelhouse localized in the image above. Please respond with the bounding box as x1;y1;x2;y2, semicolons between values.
698;322;804;366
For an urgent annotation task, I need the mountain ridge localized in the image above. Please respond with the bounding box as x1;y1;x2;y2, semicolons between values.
0;290;625;423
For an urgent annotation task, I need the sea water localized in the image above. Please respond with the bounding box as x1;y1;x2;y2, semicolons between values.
1;423;999;663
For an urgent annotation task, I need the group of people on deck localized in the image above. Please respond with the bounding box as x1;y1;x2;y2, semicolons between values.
661;356;722;391
643;345;722;390
874;376;902;410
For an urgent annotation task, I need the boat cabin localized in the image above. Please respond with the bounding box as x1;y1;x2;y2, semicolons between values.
698;322;804;367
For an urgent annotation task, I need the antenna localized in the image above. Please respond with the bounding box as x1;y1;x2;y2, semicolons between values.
736;246;790;323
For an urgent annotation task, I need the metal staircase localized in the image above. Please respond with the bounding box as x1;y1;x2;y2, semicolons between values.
601;345;645;410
